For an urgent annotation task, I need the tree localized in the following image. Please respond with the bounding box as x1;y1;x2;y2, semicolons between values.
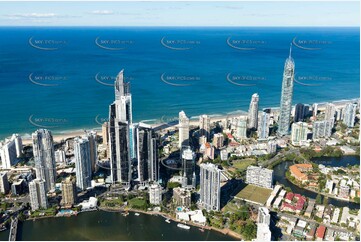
239;205;250;221
315;194;322;205
241;220;257;240
323;196;329;206
75;205;82;212
190;203;197;211
18;212;26;221
285;187;292;193
167;182;181;189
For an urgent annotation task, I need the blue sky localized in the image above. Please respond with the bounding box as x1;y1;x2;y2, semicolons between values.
0;1;359;26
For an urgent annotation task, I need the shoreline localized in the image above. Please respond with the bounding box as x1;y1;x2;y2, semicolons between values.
22;207;242;240
21;128;102;146
3;97;359;143
98;207;243;240
20;114;237;146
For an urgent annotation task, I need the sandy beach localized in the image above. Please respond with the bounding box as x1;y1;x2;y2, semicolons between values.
10;97;360;146
22;128;102;146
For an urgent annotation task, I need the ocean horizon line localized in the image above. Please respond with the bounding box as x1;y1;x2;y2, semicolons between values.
0;26;359;29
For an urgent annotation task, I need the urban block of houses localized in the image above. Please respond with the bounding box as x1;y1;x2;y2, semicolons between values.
281;192;306;214
340;145;356;155
278;215;298;235
289;163;313;183
272;196;283;209
292;219;307;239
315;225;326;241
331;207;340;224
340;207;360;228
271;185;282;196
306;223;317;240
322;205;333;224
304;199;315;218
324;228;335;241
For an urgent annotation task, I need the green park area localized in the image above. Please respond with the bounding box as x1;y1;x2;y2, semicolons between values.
235;184;272;205
232;158;256;170
29;207;57;218
128;197;148;210
100;197;124;208
225;158;257;178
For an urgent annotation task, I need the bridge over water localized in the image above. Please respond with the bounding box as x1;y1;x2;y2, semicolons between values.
8;217;18;241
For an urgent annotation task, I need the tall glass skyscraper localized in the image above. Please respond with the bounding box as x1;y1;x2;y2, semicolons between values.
181;147;196;188
29;179;48;211
178;111;190;148
247;93;259;129
74;137;92;190
278;45;295;136
134;123;158;183
32;129;56;192
108;70;133;186
199;163;221;211
258;111;270;140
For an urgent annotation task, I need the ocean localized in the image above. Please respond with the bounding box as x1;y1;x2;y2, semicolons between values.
0;27;359;139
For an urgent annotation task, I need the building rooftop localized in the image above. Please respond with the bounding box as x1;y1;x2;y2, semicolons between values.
289;164;312;181
296;219;307;228
285;192;294;201
316;225;326;239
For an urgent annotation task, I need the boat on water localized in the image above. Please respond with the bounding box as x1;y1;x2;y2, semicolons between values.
199;228;205;232
121;212;129;217
134;213;140;216
0;226;7;232
165;219;171;223
177;223;190;230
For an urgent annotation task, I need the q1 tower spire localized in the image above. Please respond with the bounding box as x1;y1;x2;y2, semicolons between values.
115;69;130;100
289;43;292;59
277;44;295;136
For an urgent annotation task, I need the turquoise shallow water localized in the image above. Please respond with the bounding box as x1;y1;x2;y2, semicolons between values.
0;27;359;139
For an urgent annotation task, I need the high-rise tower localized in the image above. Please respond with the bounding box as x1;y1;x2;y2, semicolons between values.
108;70;132;186
324;103;336;121
74;137;92;190
181;147;196;188
61;176;77;208
134;123;158;183
199;163;221;211
278;44;295;136
32;129;56;192
247;93;259;129
343;103;357;128
29;179;48;211
178;111;190;148
258;111;270;140
199;114;211;140
85;130;97;173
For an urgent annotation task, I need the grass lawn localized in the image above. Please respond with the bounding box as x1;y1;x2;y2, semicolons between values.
232;158;256;171
101;198;124;207
235;184;272;205
30;207;57;217
128;197;148;209
222;201;239;213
